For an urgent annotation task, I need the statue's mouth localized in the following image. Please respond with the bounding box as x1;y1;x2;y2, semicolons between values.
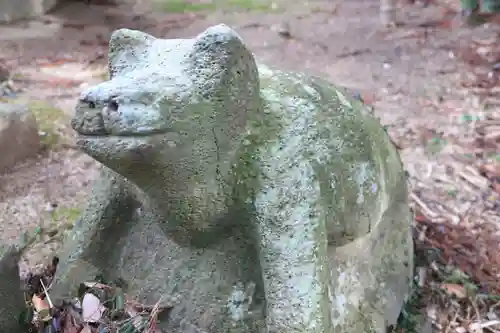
74;131;160;163
74;129;168;138
71;117;165;159
70;113;169;138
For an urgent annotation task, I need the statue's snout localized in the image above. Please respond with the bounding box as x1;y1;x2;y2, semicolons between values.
71;96;108;136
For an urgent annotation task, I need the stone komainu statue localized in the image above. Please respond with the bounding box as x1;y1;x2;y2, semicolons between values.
46;24;413;333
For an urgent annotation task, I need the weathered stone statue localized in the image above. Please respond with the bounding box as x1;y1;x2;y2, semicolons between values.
52;24;414;333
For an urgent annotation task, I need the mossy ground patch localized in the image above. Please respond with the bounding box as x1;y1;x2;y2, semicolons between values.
154;0;280;13
50;206;81;229
27;100;69;149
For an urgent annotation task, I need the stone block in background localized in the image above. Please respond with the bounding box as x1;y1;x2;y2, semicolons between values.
0;103;40;174
0;0;58;23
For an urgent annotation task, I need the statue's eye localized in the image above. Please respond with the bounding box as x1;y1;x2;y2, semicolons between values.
88;101;96;109
108;100;119;112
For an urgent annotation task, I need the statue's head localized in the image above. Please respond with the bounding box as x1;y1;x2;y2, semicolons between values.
71;24;260;182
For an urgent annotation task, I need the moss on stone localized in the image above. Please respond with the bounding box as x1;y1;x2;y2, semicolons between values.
154;0;279;13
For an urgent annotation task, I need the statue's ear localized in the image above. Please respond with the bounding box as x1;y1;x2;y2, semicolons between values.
189;24;245;67
108;29;155;78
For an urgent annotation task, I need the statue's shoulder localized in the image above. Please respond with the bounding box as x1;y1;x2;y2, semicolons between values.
252;64;402;193
257;64;364;112
256;64;375;136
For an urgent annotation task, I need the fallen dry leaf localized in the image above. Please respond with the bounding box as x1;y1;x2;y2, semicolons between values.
492;183;500;194
36;59;78;67
32;294;51;321
479;163;500;177
82;281;112;290
439;283;467;299
82;293;104;323
359;91;376;105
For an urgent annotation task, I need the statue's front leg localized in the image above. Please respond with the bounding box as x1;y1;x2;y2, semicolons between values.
255;193;332;332
51;168;137;298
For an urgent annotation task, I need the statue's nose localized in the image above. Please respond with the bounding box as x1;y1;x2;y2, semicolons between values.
71;97;108;136
80;95;97;110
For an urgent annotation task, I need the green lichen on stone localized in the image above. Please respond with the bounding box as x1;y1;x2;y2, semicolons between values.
154;0;279;13
229;96;282;203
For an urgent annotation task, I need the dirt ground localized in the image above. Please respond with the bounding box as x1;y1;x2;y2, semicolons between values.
1;0;500;329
